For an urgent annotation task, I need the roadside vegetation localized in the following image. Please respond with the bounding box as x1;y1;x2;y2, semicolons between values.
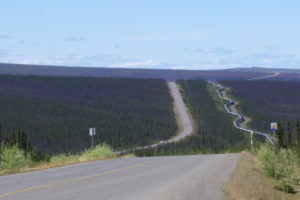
0;127;134;175
0;142;116;176
226;126;300;199
0;75;177;154
136;80;249;156
225;151;300;200
226;143;300;199
223;80;300;199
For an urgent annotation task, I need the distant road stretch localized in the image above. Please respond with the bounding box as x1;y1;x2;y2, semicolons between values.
117;82;193;153
0;154;239;200
167;82;193;142
248;71;280;80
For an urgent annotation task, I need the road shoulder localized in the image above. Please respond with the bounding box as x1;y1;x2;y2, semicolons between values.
224;152;300;200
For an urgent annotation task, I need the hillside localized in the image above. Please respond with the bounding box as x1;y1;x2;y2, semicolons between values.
0;75;177;154
230;67;300;81
0;63;269;81
221;80;300;132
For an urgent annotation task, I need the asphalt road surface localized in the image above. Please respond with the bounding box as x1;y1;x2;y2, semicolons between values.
0;154;239;200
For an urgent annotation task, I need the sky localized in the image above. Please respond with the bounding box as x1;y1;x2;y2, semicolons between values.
0;0;300;70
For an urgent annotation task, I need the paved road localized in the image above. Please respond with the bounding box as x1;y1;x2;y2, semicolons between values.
248;71;280;80
167;82;193;142
117;82;193;154
0;154;239;200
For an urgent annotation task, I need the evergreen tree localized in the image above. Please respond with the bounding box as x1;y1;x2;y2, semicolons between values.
286;121;292;147
276;122;284;148
17;129;22;149
294;120;300;146
0;125;2;145
20;130;28;152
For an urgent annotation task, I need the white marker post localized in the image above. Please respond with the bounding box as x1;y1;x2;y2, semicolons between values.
89;128;96;149
270;122;278;138
250;131;253;152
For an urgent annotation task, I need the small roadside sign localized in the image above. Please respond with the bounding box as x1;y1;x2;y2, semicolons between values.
270;122;278;131
89;128;96;136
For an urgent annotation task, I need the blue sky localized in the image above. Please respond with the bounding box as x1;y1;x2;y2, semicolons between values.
0;0;300;70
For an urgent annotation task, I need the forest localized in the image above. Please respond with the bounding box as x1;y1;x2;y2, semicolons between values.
0;75;177;154
221;80;300;133
136;80;249;156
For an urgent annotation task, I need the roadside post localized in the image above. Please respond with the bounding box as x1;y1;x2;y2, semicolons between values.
270;122;277;147
89;127;96;149
270;122;278;138
250;131;253;153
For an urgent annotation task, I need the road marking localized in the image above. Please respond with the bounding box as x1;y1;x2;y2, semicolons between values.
0;160;154;199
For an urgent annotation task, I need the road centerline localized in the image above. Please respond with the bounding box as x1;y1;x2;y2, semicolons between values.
0;160;155;199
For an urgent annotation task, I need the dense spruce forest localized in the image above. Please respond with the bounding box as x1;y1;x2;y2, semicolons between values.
221;80;300;133
0;75;177;154
136;80;249;156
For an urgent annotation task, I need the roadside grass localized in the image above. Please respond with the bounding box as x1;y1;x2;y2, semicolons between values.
0;145;32;174
0;144;134;176
224;151;300;200
257;145;298;181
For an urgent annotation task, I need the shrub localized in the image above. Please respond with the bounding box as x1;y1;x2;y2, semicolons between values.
257;144;277;177
257;144;297;180
273;180;296;193
50;144;114;164
0;145;31;172
50;153;79;164
80;144;114;161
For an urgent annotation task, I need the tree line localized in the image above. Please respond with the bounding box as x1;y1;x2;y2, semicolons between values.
0;75;177;154
275;121;300;150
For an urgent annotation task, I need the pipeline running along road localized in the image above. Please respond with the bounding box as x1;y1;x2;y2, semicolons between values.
213;82;274;144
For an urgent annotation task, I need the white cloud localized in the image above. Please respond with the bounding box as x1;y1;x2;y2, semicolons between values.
185;47;238;55
170;64;230;70
112;59;162;68
20;59;43;65
64;36;87;42
15;54;131;67
252;53;295;59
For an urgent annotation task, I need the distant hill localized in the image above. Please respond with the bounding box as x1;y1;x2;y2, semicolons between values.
229;67;300;81
0;63;270;81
